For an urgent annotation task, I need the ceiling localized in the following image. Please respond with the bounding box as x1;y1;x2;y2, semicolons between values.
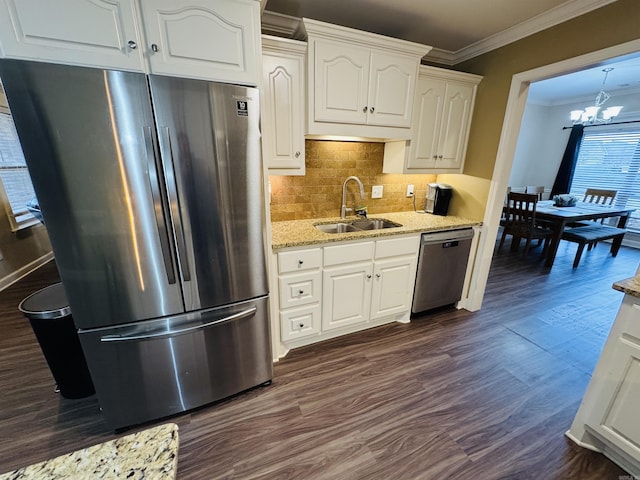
261;0;640;105
528;54;640;105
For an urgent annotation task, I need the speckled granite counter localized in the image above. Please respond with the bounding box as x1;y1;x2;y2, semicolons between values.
0;423;178;480
613;275;640;298
271;211;481;250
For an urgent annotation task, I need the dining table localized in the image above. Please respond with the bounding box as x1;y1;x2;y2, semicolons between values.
535;200;634;269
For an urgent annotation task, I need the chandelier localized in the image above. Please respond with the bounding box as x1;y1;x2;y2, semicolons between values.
570;67;623;125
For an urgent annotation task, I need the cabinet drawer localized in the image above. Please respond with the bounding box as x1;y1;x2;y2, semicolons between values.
279;271;322;309
281;303;321;341
278;248;322;273
324;241;374;267
375;235;419;259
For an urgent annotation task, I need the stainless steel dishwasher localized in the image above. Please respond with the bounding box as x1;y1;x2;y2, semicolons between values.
412;228;474;314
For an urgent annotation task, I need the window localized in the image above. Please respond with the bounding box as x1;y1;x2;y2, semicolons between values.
569;127;640;233
0;109;39;231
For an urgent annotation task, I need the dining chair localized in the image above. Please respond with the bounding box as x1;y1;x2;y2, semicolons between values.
498;192;553;256
583;188;617;205
525;186;545;200
569;188;618;228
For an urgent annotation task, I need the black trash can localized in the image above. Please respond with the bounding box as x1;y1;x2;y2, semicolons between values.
18;282;95;399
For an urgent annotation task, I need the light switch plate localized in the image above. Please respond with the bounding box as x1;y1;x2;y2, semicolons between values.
372;185;383;199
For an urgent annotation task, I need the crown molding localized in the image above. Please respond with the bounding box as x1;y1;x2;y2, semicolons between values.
264;1;620;66
421;47;456;66
450;0;619;64
261;10;300;37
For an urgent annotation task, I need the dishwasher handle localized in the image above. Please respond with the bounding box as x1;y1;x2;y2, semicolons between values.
421;228;474;246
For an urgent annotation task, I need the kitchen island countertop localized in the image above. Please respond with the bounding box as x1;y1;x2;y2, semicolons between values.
613;274;640;298
0;423;178;480
271;211;481;250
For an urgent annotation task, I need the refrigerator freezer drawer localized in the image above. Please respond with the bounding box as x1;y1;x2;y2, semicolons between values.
79;296;272;430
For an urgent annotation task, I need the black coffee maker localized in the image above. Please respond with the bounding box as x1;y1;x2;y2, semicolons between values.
424;183;453;216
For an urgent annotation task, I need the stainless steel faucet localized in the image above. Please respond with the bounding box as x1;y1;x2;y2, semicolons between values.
341;176;365;218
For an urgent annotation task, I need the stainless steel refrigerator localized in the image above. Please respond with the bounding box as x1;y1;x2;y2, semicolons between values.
0;59;272;430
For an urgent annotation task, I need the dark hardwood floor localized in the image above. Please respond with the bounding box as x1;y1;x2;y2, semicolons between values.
1;239;639;479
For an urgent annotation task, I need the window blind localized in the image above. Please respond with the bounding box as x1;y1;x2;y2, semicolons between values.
0;112;38;230
569;127;640;233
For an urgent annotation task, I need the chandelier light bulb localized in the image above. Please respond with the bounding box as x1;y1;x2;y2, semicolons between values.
568;67;623;125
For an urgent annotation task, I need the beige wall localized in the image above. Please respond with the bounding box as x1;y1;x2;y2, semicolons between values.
269;140;437;221
456;0;640;182
0;203;51;287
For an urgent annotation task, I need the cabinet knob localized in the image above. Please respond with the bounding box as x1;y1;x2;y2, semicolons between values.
370;107;375;113
127;40;137;50
299;323;305;328
363;106;368;113
433;155;438;159
367;274;372;279
151;43;159;53
298;289;304;295
294;151;300;158
438;155;443;159
298;260;304;265
376;273;381;278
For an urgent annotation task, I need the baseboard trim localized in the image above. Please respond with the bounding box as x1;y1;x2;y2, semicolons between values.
0;252;55;292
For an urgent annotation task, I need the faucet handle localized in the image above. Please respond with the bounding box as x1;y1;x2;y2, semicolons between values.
355;206;367;219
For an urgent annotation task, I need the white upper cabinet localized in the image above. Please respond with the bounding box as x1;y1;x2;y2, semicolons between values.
261;35;306;175
313;41;369;125
0;0;262;84
383;65;482;174
138;0;261;84
367;51;416;128
301;18;431;140
0;0;143;71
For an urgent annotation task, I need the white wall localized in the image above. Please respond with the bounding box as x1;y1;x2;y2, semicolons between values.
509;90;640;192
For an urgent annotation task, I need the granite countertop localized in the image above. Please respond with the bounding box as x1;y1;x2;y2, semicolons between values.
0;423;178;480
271;210;481;250
613;275;640;298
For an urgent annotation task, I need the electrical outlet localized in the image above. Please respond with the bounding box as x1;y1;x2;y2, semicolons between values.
406;184;414;197
371;185;383;199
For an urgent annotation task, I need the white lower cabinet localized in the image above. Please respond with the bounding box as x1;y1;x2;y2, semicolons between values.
567;294;640;476
276;234;419;350
370;256;416;320
322;241;375;331
277;247;322;343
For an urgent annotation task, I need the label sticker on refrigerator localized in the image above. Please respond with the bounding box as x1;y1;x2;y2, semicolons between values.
236;100;248;117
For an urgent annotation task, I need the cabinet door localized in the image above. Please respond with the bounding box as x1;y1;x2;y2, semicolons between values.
322;262;372;331
406;76;445;170
588;337;640;458
139;0;260;84
313;41;369;125
0;0;143;71
367;52;416;128
438;82;474;169
262;50;305;174
370;256;417;320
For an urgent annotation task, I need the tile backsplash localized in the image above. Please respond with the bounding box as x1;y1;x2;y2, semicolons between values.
268;140;437;221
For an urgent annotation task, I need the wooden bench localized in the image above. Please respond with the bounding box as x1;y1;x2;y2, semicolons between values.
561;224;626;268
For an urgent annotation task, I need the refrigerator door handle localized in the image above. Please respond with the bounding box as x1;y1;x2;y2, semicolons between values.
143;126;176;285
99;306;257;342
158;126;191;282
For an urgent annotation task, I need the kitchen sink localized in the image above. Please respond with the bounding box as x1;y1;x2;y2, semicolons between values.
314;223;360;234
314;218;402;234
350;219;402;230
